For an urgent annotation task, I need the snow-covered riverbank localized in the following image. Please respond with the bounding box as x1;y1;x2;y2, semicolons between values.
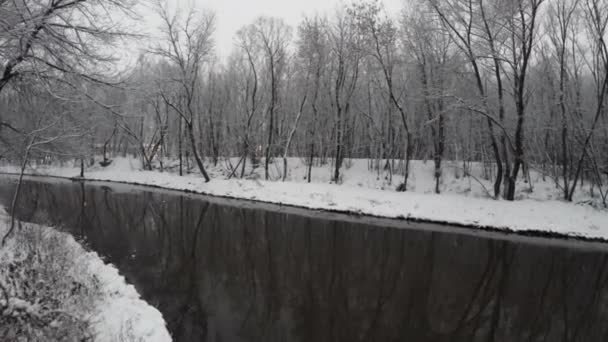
0;208;171;341
2;157;608;241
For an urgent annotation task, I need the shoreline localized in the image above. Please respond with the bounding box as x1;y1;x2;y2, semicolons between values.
2;166;608;244
0;210;172;341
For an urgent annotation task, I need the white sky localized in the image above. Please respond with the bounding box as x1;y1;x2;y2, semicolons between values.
142;0;404;58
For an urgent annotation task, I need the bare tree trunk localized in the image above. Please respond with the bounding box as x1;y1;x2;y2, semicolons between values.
307;143;314;183
568;77;608;200
186;122;211;182
2;136;34;246
505;99;525;201
178;118;183;177
240;146;248;178
265;109;274;181
488;119;503;198
307;55;321;184
283;93;308;181
435;113;445;194
334;106;343;183
265;55;277;181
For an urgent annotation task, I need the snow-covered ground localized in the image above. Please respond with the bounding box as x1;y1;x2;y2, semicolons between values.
0;207;171;341
2;157;608;241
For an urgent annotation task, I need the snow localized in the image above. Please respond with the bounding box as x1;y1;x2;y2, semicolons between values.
2;157;608;241
0;209;172;342
87;251;171;342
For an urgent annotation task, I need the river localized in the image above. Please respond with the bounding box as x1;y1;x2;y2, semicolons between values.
1;177;607;342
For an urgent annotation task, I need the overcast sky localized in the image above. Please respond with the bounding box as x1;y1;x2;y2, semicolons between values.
143;0;403;58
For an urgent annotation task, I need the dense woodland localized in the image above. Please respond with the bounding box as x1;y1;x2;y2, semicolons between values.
1;0;608;202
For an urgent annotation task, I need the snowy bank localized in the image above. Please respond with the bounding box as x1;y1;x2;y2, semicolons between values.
0;208;171;341
2;157;608;241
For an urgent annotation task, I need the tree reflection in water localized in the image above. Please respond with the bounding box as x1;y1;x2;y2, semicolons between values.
2;179;608;342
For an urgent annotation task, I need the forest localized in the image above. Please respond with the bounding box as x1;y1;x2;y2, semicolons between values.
1;0;608;204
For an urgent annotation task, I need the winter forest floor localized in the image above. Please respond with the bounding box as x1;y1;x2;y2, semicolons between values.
0;208;171;341
2;156;608;241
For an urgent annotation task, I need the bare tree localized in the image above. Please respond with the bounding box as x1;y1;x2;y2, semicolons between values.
429;0;545;200
567;0;608;200
151;1;215;182
0;0;135;94
235;25;262;178
245;17;292;180
403;4;453;194
329;10;362;184
351;0;415;190
1;93;89;244
546;0;581;199
503;0;546;200
296;15;329;183
282;57;310;181
429;0;506;198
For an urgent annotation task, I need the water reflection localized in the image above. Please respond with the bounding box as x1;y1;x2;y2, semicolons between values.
1;179;608;342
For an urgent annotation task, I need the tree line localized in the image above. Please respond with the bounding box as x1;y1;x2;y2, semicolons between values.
1;0;608;204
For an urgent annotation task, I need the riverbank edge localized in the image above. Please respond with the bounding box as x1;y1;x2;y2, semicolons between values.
0;210;172;341
2;169;608;244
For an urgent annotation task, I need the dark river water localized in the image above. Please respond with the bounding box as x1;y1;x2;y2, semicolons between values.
1;177;608;342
